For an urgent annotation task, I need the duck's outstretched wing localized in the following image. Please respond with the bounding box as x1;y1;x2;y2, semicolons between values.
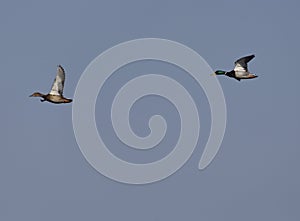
234;55;255;72
49;65;65;96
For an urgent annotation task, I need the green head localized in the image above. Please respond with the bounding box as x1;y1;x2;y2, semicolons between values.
215;70;226;75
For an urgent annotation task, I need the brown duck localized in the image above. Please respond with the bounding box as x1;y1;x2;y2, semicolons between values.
30;65;72;104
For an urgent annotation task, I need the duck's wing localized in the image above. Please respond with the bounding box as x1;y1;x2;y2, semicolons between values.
234;55;255;72
49;65;65;96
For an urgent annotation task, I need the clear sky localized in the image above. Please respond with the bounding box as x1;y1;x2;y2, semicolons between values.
1;0;300;220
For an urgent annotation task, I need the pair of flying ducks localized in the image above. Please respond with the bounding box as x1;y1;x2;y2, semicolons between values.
30;55;257;104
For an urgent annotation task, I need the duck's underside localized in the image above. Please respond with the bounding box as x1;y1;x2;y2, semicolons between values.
232;74;258;81
41;94;72;104
225;70;258;81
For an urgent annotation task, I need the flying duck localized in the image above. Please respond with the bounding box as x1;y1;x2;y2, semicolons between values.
30;65;72;104
212;55;258;81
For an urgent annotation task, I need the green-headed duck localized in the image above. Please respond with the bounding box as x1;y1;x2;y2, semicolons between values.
212;55;258;81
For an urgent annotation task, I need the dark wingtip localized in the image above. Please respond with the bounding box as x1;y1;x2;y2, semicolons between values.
57;64;65;72
246;54;255;59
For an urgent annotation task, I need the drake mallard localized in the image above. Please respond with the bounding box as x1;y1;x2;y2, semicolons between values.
30;65;72;104
212;55;258;81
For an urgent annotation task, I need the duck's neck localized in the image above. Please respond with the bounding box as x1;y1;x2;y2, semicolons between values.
39;93;47;98
226;70;235;78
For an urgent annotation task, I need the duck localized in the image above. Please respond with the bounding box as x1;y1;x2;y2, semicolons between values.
212;55;258;81
30;65;72;104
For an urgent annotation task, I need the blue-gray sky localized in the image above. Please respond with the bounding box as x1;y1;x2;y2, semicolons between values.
1;0;300;220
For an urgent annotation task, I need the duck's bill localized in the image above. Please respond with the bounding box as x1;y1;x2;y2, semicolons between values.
210;73;216;76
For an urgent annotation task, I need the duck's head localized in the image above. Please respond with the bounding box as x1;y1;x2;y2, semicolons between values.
214;70;226;75
29;92;44;97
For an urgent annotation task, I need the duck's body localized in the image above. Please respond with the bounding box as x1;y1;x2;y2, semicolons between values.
30;92;72;104
214;55;257;81
30;65;72;104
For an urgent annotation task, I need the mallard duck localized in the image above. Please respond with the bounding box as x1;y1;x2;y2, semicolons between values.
30;65;72;104
212;55;258;81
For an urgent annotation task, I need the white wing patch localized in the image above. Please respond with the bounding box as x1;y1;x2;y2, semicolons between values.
234;63;247;72
49;65;65;96
234;55;255;72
